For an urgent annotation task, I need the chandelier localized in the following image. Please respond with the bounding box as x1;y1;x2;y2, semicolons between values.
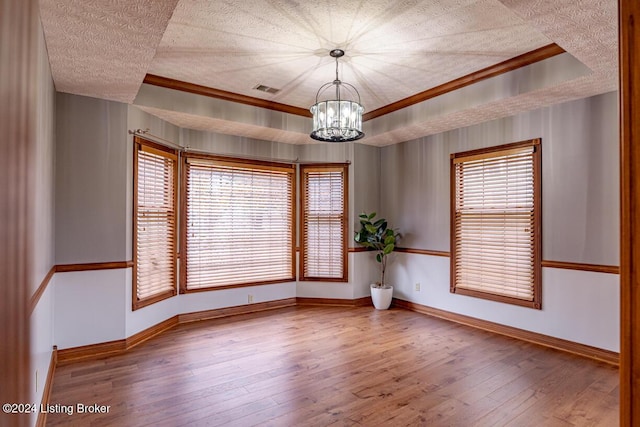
310;49;364;142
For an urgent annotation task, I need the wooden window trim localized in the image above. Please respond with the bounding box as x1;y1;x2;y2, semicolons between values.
180;153;296;293
299;163;349;282
620;1;640;422
450;138;542;309
133;136;178;310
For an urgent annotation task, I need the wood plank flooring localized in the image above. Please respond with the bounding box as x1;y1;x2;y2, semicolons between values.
46;306;619;426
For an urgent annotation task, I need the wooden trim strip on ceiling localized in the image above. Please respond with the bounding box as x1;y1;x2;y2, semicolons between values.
143;44;564;123
362;43;565;121
143;74;312;118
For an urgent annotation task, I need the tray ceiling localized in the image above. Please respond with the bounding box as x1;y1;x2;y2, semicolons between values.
40;0;618;146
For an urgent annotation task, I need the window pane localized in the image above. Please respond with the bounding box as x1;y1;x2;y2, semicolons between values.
301;165;348;281
134;138;177;309
451;140;541;308
184;157;295;290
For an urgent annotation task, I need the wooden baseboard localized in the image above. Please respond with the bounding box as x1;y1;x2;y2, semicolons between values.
393;299;619;366
354;296;372;307
55;296;616;369
35;346;57;427
126;316;179;349
57;339;127;365
296;297;371;307
58;298;297;363
296;297;356;306
178;298;297;323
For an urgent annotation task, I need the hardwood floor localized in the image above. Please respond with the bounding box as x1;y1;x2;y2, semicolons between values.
46;306;619;426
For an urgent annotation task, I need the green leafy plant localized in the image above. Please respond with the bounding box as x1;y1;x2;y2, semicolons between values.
354;212;400;288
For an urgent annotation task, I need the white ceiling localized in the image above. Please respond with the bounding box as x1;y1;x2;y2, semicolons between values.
40;0;618;146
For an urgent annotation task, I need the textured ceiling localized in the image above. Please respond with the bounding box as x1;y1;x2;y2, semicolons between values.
148;0;552;111
40;0;618;146
40;0;179;103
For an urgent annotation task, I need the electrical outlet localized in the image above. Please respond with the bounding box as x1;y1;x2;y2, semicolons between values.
248;294;254;303
415;282;421;292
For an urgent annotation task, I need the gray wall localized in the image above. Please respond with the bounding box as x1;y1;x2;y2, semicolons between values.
57;99;381;265
55;94;129;264
49;89;619;351
33;15;56;290
379;91;620;351
351;143;381;239
181;128;381;247
381;91;619;265
53;90;619;272
126;107;181;260
181;127;298;160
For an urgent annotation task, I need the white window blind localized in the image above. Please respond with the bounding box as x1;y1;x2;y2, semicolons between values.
184;156;295;290
452;140;541;308
301;165;348;281
134;138;178;309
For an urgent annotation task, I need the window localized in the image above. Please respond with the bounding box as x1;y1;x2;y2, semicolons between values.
300;164;348;281
133;137;178;310
450;139;541;309
182;155;295;291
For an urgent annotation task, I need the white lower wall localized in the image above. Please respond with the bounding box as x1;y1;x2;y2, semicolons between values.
541;268;619;351
54;253;377;348
296;280;355;299
52;252;619;353
54;270;127;349
296;252;381;299
125;276;297;338
124;268;177;338
389;252;620;352
30;275;55;426
54;268;297;348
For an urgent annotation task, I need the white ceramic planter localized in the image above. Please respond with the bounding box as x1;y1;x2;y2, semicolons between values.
370;284;393;310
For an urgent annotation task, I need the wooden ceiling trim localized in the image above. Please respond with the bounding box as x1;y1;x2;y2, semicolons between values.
144;43;564;124
143;74;313;118
362;43;566;121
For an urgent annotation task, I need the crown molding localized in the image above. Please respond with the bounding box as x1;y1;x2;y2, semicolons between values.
363;43;565;121
143;43;565;123
143;74;312;118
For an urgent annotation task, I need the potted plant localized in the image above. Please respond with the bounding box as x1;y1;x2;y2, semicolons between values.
354;212;400;310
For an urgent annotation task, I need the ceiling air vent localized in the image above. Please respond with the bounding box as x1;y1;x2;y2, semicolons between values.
253;84;280;94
